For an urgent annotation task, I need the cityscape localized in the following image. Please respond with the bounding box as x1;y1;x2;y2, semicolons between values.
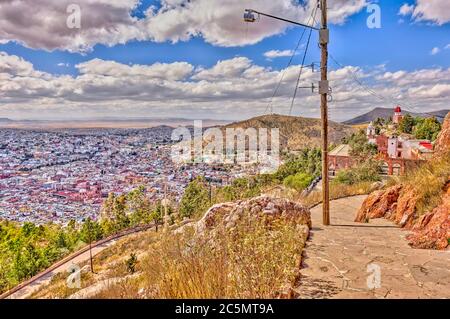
0;0;449;306
0;126;257;224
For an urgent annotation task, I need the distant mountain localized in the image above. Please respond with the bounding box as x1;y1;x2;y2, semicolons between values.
220;114;355;151
0;118;230;129
343;108;449;125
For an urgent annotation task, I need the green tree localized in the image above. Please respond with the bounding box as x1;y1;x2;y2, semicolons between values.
179;177;210;219
80;218;103;243
413;117;442;141
399;114;415;134
345;130;378;160
334;160;381;185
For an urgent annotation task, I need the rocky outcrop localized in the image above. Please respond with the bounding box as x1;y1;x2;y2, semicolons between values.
355;185;419;228
407;186;450;250
196;196;311;235
355;185;402;222
434;113;450;156
356;184;448;249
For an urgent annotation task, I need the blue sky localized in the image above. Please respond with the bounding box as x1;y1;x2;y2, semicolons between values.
0;0;449;121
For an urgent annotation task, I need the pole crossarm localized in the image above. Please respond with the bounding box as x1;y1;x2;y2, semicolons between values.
245;9;320;30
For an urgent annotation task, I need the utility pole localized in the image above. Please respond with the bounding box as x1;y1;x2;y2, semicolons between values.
88;220;94;273
244;0;330;225
163;178;169;231
319;0;330;225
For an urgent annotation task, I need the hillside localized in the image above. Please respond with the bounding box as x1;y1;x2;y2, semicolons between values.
28;197;311;299
222;114;355;151
343;107;449;125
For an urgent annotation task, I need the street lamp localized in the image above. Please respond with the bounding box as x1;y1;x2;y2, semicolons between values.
244;9;319;30
243;1;331;226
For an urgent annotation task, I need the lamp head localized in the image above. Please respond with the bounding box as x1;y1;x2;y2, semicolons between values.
244;9;256;23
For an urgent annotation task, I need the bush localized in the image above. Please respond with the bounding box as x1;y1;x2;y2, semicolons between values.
283;173;314;192
125;253;138;274
334;160;381;185
96;215;307;299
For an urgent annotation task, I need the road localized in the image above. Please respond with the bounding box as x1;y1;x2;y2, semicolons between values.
1;224;158;299
295;195;450;298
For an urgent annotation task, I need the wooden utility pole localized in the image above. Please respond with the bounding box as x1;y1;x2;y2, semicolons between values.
243;1;329;225
320;0;330;225
88;220;94;273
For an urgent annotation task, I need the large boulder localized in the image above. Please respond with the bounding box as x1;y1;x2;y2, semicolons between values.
355;185;402;222
196;196;311;236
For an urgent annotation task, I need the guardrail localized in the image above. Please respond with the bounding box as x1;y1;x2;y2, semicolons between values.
0;222;161;299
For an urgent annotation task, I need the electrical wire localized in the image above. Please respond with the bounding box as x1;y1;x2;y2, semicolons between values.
328;53;447;120
264;2;319;114
289;2;319;116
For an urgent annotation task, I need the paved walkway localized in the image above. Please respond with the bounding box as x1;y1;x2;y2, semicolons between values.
295;195;450;299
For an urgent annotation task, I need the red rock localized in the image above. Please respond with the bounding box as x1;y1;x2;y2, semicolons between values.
355;185;402;222
355;184;448;250
407;186;450;249
434;113;450;156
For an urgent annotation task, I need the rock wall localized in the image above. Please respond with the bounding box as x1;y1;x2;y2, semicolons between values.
356;183;449;249
434;113;450;156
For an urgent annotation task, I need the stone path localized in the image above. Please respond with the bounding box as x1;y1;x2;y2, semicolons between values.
295;195;450;299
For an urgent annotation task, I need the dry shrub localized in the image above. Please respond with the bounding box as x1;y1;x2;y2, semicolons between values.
299;181;373;207
401;153;450;215
93;215;307;299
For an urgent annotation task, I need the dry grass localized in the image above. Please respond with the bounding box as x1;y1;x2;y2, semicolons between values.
298;181;374;208
400;153;450;215
90;216;307;299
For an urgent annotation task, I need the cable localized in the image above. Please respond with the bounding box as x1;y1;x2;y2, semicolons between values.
289;3;319;116
265;2;319;115
328;53;447;120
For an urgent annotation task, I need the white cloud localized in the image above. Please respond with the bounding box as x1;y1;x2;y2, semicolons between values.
430;47;441;55
0;51;449;121
398;0;450;25
399;4;414;16
445;44;450;50
263;50;295;59
0;0;367;53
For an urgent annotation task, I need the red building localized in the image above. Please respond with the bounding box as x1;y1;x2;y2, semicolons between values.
393;106;403;124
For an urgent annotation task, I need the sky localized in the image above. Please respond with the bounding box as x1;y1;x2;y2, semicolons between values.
0;0;449;122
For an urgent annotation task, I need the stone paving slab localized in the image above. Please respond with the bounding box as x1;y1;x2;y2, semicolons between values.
295;195;450;299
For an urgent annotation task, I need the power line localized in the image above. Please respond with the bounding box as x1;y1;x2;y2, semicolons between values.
264;3;318;114
289;5;318;115
328;53;447;120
